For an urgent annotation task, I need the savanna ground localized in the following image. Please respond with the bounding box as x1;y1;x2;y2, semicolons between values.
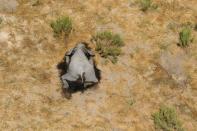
0;0;197;130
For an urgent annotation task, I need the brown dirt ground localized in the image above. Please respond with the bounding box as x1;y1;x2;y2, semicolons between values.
0;0;197;130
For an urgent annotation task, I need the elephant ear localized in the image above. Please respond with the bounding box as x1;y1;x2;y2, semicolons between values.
84;48;95;57
66;48;75;56
87;49;95;56
64;48;75;64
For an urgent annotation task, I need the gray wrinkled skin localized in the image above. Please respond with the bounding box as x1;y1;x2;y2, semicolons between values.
61;43;98;89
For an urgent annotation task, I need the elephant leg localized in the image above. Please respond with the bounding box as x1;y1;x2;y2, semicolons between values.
84;82;96;88
61;75;69;89
61;73;77;82
65;56;70;65
84;82;91;88
61;75;72;99
62;87;72;99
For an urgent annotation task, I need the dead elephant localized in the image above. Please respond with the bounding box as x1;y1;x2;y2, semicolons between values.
60;42;100;98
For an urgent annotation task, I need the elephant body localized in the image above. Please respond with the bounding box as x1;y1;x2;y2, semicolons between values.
61;43;99;91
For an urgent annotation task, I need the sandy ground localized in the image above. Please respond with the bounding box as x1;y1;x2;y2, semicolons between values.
0;0;197;130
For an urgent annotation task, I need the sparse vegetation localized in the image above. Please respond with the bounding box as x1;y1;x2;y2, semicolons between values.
0;0;197;130
0;17;2;24
179;26;192;47
32;0;40;6
50;16;72;37
195;24;197;31
92;31;124;64
127;98;135;106
140;0;152;11
139;0;158;12
159;44;169;50
152;106;184;131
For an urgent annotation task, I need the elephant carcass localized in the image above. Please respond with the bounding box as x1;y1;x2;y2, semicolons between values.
61;43;99;90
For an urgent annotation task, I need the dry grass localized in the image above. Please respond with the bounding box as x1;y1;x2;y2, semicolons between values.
0;0;196;130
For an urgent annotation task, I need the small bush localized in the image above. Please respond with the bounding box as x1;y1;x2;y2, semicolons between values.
92;31;124;64
32;0;40;6
139;0;158;12
179;26;192;47
0;17;2;24
140;0;152;11
127;98;135;106
194;24;197;31
152;106;184;131
50;16;72;37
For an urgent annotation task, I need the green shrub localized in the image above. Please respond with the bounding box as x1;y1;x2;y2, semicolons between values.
50;16;72;37
140;0;152;11
0;17;2;24
92;31;124;64
152;106;184;131
179;26;192;47
139;0;158;12
194;24;197;31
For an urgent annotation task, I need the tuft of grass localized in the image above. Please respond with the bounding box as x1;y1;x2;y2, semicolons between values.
32;0;41;6
92;31;124;64
140;0;152;12
152;106;184;131
179;26;192;47
0;17;2;24
127;98;135;106
50;16;72;37
194;24;197;31
139;0;158;12
159;43;169;50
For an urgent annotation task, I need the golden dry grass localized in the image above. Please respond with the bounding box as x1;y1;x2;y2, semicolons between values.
0;0;197;130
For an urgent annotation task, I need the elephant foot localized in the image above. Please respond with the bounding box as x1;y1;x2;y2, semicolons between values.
62;88;72;99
